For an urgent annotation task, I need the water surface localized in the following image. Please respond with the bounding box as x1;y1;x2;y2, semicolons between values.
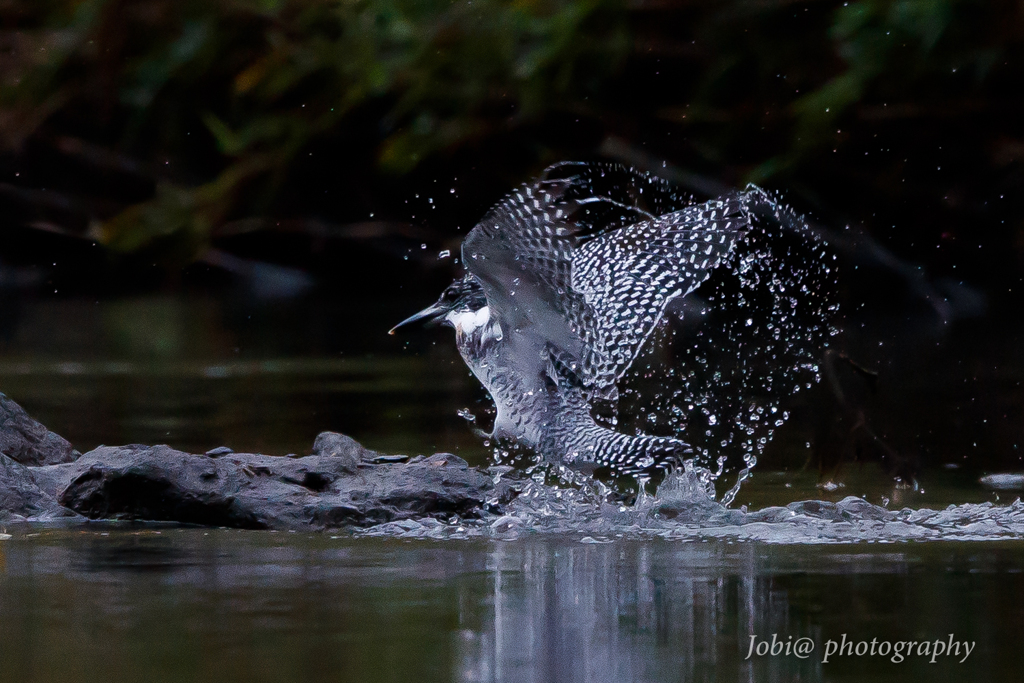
1;527;1021;683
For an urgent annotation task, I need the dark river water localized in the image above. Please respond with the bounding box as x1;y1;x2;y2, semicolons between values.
0;293;1022;682
1;529;1022;683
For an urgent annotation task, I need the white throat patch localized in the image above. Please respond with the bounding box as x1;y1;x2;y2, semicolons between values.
447;306;490;336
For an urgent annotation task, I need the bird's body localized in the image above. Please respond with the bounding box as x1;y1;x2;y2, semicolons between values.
393;162;762;476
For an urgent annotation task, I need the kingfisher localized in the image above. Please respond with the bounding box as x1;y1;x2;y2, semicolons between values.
391;162;758;477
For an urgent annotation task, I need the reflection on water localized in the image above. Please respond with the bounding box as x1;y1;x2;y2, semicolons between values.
0;528;1021;683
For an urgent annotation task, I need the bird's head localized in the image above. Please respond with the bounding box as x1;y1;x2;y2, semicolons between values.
389;275;488;335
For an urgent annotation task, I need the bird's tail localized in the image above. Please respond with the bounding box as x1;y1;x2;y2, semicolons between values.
540;388;693;477
560;425;693;477
540;347;692;477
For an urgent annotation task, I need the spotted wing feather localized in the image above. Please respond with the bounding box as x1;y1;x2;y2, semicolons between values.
461;176;586;366
572;195;748;393
462;162;746;398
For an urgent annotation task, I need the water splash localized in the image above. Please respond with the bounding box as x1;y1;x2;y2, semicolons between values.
613;188;836;502
360;469;1024;544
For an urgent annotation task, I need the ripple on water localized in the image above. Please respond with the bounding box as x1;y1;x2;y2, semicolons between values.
359;468;1024;544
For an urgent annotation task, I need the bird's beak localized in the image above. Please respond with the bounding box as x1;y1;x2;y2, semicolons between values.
388;302;448;335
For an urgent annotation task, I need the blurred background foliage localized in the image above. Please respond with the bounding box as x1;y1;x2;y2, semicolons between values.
0;0;631;263
0;0;1021;287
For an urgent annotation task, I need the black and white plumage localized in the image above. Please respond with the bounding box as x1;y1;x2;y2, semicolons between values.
392;162;762;476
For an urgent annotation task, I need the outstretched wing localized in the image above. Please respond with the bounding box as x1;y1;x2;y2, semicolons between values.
572;195;748;394
461;163;682;368
460;171;583;368
461;162;746;395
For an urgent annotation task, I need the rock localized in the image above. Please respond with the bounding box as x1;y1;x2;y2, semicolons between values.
312;431;370;472
0;393;79;466
50;441;495;530
0;453;80;522
836;495;895;520
424;453;468;468
0;410;502;530
29;462;79;499
57;445;264;528
785;499;843;520
980;473;1024;491
783;497;894;522
369;454;409;464
744;506;796;523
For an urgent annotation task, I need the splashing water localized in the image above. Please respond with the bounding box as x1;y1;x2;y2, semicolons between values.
361;464;1024;543
614;188;837;503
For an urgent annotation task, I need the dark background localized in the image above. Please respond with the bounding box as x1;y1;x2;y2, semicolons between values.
0;0;1021;484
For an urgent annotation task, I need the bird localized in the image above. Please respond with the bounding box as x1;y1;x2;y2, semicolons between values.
390;162;758;477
